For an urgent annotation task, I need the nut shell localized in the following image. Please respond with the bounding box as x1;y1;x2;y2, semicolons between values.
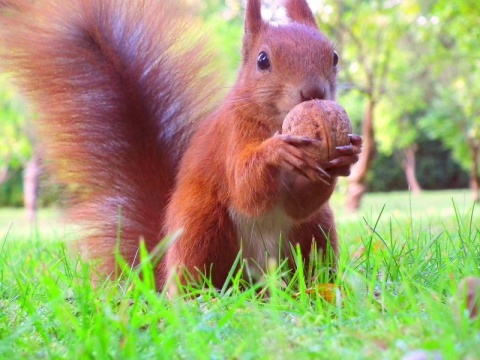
282;100;352;164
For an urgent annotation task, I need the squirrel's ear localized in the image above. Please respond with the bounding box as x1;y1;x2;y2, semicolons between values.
242;0;265;62
244;0;264;36
284;0;319;29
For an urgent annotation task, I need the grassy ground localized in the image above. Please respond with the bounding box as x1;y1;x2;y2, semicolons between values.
0;189;479;359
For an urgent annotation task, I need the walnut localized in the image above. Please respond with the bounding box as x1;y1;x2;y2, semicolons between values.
282;100;352;164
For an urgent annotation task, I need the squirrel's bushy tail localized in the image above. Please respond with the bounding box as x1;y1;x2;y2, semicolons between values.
0;0;217;278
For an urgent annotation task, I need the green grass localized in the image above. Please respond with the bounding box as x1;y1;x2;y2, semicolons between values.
1;189;479;359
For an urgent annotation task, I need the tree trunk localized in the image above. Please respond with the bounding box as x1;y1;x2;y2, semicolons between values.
23;152;41;222
469;140;480;203
402;145;422;195
0;166;8;185
346;97;377;212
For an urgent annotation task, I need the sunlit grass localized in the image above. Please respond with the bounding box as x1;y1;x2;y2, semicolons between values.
0;189;479;359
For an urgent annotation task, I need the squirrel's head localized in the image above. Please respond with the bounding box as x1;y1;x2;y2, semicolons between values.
237;0;337;123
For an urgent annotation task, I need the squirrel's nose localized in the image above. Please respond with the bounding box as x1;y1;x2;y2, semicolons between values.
300;84;326;101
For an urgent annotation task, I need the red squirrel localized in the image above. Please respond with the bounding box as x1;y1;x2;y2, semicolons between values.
0;0;361;289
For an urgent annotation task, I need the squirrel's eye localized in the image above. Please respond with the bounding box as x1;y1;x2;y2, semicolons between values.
257;51;271;70
333;51;339;66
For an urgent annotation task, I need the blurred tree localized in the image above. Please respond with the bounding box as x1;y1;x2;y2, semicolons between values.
0;75;31;185
317;0;414;211
192;0;243;86
373;8;436;196
0;75;41;218
367;138;469;192
23;152;40;221
419;0;480;201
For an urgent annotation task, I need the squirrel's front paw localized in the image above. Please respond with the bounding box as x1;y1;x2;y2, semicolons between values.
270;132;331;185
325;134;362;177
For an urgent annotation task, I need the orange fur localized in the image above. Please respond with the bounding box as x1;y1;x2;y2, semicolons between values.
0;0;361;289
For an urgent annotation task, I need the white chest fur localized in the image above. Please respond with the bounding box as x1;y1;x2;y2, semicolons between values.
229;207;293;271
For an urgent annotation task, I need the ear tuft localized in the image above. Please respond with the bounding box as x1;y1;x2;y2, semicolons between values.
242;0;265;62
245;0;264;35
284;0;319;29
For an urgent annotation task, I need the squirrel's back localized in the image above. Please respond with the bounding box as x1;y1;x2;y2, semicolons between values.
0;0;219;277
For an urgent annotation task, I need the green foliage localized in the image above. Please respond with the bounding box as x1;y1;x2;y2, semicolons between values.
415;140;469;189
420;86;479;172
0;170;23;207
1;191;479;358
367;152;407;192
367;140;469;192
0;75;34;207
416;0;480;174
0;164;61;208
318;0;479;190
197;0;243;86
0;75;32;172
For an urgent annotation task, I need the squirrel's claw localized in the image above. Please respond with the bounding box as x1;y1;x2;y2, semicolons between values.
326;134;362;177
